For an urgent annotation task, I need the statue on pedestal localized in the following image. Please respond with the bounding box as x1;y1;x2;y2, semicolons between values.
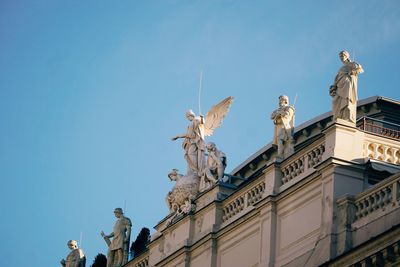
60;240;86;267
329;50;364;124
271;95;295;159
199;142;227;192
101;208;132;267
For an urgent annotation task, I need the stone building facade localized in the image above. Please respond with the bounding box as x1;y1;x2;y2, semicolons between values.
127;96;400;267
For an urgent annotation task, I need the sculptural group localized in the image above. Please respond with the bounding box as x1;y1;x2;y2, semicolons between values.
61;50;364;266
168;97;233;215
165;50;364;217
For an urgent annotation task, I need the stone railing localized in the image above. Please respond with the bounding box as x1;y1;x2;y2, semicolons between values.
351;241;400;266
222;180;266;222
329;239;400;267
281;156;305;184
354;175;400;221
126;252;149;267
281;142;325;184
307;143;325;168
364;140;400;164
247;181;266;206
358;116;400;140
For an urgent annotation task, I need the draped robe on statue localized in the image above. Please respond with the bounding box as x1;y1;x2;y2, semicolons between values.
182;116;205;175
331;61;363;123
64;248;85;267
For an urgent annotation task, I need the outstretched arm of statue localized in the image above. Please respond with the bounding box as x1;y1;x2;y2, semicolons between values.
171;134;186;141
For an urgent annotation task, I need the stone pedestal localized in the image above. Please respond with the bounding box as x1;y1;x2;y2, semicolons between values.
323;119;365;163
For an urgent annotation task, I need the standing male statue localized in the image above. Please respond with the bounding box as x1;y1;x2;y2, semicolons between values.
101;208;132;267
271;95;295;159
329;50;364;124
171;109;206;176
60;240;86;267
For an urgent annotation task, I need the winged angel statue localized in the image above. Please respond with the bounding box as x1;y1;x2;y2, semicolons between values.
167;97;233;216
171;96;234;177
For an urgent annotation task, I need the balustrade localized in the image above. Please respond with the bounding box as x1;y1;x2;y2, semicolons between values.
354;177;400;221
222;181;265;222
358;116;400;140
247;182;266;206
281;142;325;185
307;144;325;168
365;141;400;164
128;253;149;267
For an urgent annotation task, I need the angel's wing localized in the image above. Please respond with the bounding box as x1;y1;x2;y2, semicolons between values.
203;96;234;137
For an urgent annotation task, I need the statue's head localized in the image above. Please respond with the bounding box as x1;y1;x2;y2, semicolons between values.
339;50;350;63
206;142;216;152
67;240;78;250
114;208;123;218
168;169;179;181
185;109;195;120
279;95;289;107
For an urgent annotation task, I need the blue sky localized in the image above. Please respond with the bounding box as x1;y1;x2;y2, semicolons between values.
1;1;400;266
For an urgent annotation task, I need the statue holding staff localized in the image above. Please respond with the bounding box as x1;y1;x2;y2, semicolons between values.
101;208;132;267
271;95;295;159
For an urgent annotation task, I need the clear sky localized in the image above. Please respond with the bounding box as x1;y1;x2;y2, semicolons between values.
1;1;400;266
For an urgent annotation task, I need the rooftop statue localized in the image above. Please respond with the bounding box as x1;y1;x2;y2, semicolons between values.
171;96;233;177
101;208;132;267
271;95;295;159
168;96;233;216
329;50;364;124
200;142;227;192
60;240;86;267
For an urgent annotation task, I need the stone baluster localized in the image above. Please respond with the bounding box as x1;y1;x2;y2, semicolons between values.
393;181;399;203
